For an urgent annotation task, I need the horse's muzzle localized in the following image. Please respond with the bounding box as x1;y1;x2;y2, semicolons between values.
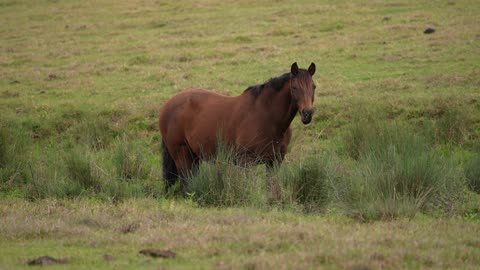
301;109;314;124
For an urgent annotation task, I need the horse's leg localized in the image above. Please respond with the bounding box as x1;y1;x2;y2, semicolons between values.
265;147;286;202
162;141;178;191
173;144;195;193
265;128;292;201
265;160;282;202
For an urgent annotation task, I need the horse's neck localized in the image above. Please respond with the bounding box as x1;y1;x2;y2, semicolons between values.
255;84;297;135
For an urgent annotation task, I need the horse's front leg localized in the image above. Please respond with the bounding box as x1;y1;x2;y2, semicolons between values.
265;155;284;202
265;128;292;201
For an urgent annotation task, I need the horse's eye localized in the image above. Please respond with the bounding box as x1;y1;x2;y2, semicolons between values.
313;85;316;90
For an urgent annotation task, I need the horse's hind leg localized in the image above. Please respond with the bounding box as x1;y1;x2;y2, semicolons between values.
162;141;178;191
172;144;196;193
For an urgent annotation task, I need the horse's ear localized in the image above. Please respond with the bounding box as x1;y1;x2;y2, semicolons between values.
308;62;316;76
291;62;299;76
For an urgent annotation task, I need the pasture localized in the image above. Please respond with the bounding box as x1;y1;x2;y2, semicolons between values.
1;0;479;269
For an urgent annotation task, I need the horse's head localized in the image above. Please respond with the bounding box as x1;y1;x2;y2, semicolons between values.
290;62;316;124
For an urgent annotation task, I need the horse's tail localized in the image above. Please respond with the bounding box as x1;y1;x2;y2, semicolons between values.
162;140;178;190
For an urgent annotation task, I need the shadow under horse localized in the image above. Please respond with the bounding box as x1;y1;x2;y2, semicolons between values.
159;62;317;194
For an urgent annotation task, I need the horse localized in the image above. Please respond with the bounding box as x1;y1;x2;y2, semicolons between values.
159;62;316;192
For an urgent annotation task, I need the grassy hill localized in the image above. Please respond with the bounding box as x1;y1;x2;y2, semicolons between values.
1;0;479;268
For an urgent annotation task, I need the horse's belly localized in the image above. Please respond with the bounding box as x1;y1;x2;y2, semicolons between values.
234;130;285;160
184;113;230;157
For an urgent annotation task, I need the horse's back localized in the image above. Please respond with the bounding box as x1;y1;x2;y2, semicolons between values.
161;89;222;112
160;88;231;124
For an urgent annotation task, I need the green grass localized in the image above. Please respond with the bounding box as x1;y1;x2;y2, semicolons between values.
187;143;267;207
114;137;150;181
277;153;336;211
65;148;101;192
466;153;480;194
339;120;466;220
1;0;479;268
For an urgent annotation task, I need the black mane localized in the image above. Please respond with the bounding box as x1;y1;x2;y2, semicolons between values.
244;72;291;98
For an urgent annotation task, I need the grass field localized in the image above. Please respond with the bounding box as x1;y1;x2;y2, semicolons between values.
1;0;479;269
1;199;480;269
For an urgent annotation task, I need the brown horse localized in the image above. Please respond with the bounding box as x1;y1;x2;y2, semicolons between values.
159;62;316;191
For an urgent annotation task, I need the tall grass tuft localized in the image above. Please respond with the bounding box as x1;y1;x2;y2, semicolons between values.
114;138;149;181
26;147;83;200
96;137;163;200
65;148;102;192
0;123;31;190
435;106;471;145
278;154;334;211
74;118;116;150
339;120;464;220
465;153;480;194
0;127;7;169
342;119;427;160
187;143;265;207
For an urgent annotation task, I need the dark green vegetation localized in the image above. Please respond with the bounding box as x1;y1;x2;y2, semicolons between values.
187;119;477;221
1;0;479;268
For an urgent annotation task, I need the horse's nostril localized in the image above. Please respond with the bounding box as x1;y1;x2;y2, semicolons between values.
302;109;313;119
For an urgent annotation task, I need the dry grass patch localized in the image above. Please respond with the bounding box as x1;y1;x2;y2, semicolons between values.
1;199;479;269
